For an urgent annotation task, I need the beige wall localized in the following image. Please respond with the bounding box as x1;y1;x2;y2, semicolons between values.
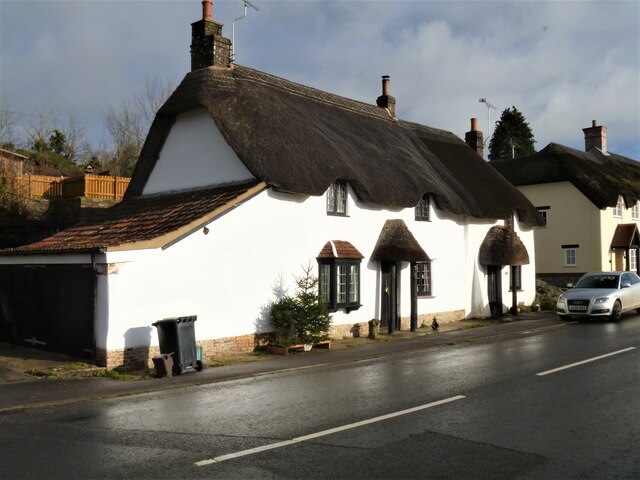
518;182;602;274
599;198;640;271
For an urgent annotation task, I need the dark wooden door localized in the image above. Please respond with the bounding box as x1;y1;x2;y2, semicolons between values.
381;262;401;333
487;265;503;318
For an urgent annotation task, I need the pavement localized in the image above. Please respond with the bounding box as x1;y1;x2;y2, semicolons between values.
0;312;563;414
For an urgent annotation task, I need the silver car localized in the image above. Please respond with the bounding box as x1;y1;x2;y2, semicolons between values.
556;271;640;321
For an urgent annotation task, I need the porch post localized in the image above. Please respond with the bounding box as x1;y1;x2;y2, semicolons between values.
410;262;418;331
388;262;396;334
510;265;518;316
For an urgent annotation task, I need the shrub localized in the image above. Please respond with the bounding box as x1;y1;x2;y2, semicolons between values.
270;264;331;346
534;280;563;311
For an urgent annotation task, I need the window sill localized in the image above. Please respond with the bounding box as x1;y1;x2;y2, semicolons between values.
327;212;349;217
330;304;361;313
417;295;434;299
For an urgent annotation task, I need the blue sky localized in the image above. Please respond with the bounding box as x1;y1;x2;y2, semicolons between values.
1;0;639;159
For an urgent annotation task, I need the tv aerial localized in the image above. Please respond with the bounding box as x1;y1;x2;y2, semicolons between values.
232;0;260;62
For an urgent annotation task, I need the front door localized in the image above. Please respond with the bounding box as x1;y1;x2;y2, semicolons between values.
381;261;401;333
487;265;503;318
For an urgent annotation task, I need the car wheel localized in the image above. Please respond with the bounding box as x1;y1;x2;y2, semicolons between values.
610;300;622;321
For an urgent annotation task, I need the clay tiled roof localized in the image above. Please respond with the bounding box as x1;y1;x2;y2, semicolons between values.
316;240;364;260
611;224;640;248
127;65;542;226
0;181;264;255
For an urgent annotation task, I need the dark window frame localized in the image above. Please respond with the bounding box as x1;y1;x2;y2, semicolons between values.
326;180;348;216
317;258;361;312
415;261;432;297
509;265;522;291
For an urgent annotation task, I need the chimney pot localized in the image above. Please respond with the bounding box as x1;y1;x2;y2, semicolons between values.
465;118;484;158
202;0;213;21
381;75;390;96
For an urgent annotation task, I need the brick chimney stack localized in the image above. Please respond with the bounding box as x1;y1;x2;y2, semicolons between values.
582;120;607;152
376;75;396;117
190;0;232;71
465;117;484;158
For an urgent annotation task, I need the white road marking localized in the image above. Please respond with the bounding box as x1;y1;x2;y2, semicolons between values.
535;347;636;376
195;394;466;466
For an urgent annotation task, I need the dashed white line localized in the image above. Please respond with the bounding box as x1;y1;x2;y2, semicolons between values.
535;347;636;376
195;394;466;466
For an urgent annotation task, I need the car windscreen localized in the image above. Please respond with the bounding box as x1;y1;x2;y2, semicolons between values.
575;275;619;289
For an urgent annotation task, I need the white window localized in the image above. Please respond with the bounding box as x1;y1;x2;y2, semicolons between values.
613;195;624;218
415;196;430;221
537;207;549;227
630;249;637;272
632;202;639;220
326;180;347;215
564;248;577;267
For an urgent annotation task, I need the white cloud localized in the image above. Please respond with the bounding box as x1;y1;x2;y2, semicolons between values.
1;0;638;158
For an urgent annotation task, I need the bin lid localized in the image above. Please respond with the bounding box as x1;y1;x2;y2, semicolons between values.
152;315;197;326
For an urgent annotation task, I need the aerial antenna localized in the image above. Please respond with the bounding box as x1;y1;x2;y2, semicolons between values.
479;98;497;145
232;0;259;63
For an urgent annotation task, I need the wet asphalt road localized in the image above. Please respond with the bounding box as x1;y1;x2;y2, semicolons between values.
1;315;639;479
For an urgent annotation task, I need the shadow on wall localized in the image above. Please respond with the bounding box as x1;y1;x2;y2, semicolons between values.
255;274;289;335
123;326;152;370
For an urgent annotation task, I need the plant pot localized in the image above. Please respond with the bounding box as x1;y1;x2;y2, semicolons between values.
303;344;313;351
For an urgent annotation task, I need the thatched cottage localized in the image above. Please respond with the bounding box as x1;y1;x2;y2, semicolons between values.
0;2;541;367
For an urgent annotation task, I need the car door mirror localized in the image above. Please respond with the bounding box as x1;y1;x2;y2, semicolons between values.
621;282;631;289
567;283;574;288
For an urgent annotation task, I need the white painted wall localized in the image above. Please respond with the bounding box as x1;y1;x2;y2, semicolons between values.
142;108;256;195
99;184;536;351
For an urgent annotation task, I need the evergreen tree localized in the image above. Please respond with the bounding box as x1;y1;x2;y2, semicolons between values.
488;106;536;160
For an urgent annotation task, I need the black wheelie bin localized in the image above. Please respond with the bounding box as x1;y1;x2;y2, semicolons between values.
152;316;203;375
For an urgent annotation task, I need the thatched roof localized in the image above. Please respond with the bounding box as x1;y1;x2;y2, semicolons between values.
478;226;530;266
127;65;542;226
370;220;430;263
491;143;640;210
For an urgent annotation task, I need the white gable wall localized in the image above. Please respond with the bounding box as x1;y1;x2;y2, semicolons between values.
142;109;256;195
99;185;536;353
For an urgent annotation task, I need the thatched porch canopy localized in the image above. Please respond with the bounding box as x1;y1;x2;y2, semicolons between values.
479;226;530;266
370;220;430;263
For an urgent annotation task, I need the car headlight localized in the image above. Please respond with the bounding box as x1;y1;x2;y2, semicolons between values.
594;297;609;304
557;295;565;304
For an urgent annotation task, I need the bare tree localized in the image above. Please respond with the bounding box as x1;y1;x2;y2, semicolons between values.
0;100;15;147
103;75;175;176
135;76;176;125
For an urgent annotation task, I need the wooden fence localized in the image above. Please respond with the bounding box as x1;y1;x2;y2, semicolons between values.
12;174;130;201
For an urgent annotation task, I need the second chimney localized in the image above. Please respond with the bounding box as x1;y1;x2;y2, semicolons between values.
465;118;484;158
582;120;607;152
376;75;396;117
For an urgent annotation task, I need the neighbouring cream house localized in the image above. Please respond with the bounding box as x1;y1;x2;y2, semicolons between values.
0;2;541;367
492;122;640;287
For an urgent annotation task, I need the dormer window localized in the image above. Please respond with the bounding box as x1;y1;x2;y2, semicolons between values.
632;202;639;220
415;196;430;221
613;195;624;217
327;180;347;216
